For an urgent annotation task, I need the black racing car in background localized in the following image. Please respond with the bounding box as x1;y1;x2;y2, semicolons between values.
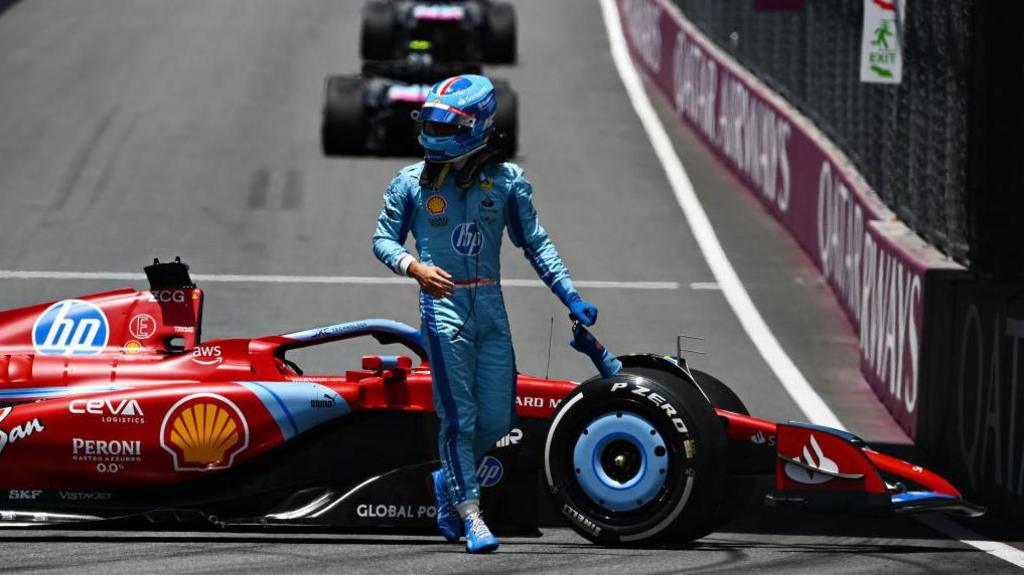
321;55;519;157
361;1;516;64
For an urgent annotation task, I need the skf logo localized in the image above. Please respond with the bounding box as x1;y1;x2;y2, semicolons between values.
426;195;447;215
160;393;249;471
32;299;109;357
191;345;223;366
476;456;503;487
9;490;41;500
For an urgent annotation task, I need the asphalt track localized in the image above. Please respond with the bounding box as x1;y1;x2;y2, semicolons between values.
0;0;1018;572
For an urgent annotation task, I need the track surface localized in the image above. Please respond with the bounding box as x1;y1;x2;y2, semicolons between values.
0;0;1016;572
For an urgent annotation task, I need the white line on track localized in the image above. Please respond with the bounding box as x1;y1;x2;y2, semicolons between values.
918;515;1024;567
599;0;843;431
0;270;678;290
600;0;1024;568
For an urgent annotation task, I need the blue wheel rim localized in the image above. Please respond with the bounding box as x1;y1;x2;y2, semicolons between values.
572;411;668;512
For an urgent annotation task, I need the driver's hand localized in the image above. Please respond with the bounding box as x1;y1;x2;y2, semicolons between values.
569;298;599;327
409;262;455;298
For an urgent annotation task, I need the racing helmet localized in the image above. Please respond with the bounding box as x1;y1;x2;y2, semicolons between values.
416;74;497;162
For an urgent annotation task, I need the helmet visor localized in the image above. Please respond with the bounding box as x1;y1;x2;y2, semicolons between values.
422;121;468;137
420;101;476;129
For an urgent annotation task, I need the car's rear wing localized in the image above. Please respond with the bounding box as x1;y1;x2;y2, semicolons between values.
361;58;482;85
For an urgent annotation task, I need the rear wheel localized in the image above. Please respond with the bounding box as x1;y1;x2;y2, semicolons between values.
491;79;518;157
483;3;516;64
544;370;727;546
321;77;366;156
361;1;396;61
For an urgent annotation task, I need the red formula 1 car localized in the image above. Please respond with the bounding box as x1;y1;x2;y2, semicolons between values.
0;260;982;545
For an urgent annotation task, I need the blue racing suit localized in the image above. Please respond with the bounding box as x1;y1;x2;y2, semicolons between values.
373;160;581;505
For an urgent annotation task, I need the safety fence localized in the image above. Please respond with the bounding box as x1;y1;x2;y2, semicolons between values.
615;0;1024;521
672;0;971;264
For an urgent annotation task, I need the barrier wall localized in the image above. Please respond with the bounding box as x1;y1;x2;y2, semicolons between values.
918;281;1024;519
616;0;964;437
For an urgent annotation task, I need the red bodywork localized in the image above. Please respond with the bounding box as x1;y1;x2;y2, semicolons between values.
717;412;960;498
0;271;979;519
0;285;573;490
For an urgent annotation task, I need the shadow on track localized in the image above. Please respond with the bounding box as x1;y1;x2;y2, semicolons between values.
0;0;21;16
0;528;968;557
0;534;443;547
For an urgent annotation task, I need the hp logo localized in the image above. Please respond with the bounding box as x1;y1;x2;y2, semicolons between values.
476;456;504;488
32;299;109;356
450;222;483;256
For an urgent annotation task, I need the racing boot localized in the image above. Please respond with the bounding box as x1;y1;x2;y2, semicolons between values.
431;469;462;542
463;510;499;554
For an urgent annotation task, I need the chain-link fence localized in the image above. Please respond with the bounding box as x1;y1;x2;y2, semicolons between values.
674;0;972;264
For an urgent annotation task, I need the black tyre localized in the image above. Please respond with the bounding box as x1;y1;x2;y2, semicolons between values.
360;1;396;61
483;3;516;64
687;368;756;532
690;368;748;415
321;77;366;156
491;79;518;157
544;369;727;546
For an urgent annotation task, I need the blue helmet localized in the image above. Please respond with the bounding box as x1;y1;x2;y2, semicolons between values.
417;74;497;162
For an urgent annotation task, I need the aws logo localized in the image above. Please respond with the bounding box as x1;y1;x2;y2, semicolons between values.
191;345;223;366
160;393;249;471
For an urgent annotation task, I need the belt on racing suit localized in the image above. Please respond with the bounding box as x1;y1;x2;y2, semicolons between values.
453;277;500;288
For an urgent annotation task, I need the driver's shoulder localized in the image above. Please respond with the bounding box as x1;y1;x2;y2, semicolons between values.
483;161;527;196
389;162;427;195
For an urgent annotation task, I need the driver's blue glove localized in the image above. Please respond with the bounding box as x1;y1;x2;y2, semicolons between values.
554;279;598;326
571;322;622;378
569;298;598;327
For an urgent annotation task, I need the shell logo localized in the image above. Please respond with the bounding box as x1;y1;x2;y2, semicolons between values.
160;393;249;471
426;195;447;215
